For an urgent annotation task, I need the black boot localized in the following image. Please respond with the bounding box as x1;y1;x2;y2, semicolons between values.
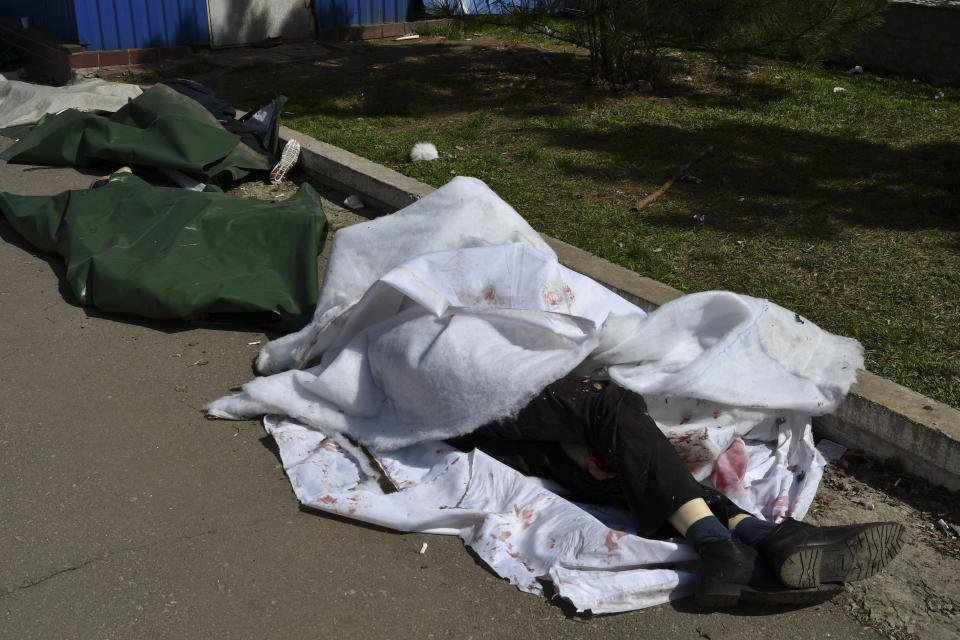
696;537;843;608
756;518;906;589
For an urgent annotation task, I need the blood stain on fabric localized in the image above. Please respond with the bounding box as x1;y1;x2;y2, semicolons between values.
541;285;566;308
513;505;536;529
669;428;709;443
604;530;628;551
321;439;339;452
711;438;748;494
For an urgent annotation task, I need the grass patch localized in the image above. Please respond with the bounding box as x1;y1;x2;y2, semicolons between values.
416;24;465;40
117;69;159;84
193;26;960;408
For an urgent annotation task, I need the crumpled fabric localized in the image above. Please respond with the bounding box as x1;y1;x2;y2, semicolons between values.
0;84;273;182
0;77;142;128
205;176;863;612
208;242;641;449
0;171;327;325
263;415;701;612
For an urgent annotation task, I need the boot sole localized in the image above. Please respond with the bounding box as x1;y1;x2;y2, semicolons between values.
696;581;843;608
776;522;905;588
270;139;301;185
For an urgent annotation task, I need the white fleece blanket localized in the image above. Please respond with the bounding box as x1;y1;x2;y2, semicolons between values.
206;177;863;613
0;78;142;128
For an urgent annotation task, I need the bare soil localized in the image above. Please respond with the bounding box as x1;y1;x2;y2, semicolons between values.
807;451;959;639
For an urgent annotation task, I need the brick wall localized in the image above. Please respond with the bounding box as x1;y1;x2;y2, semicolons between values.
0;15;190;84
0;15;77;83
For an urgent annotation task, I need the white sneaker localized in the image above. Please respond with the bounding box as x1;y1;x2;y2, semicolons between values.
270;139;301;184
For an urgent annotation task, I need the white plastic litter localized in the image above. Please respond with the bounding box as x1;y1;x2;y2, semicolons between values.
410;142;439;162
343;194;364;209
816;439;848;463
0;77;142;128
419;542;428;554
205;176;863;613
833;87;846;93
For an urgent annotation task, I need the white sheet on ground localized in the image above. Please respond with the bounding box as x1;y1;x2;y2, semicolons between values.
205;176;863;613
0;77;142;128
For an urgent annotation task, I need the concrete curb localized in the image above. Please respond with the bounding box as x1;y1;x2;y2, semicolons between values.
281;126;960;492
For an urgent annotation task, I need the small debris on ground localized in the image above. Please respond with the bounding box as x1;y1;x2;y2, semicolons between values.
816;439;847;462
410;142;439;162
812;451;960;639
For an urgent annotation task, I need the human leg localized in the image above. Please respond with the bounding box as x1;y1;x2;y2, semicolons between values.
470;376;903;604
474;376;710;536
629;388;906;593
472;378;819;604
609;387;905;602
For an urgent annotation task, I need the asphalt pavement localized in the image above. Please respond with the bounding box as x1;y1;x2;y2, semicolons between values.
0;137;887;639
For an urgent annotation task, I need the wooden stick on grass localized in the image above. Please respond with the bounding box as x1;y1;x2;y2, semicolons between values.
634;145;715;211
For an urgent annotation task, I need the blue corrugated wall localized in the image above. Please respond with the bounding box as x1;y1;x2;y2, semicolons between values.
73;0;209;49
1;0;429;49
314;0;416;28
0;0;208;49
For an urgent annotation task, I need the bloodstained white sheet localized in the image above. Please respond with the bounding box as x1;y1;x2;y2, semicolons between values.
207;177;862;612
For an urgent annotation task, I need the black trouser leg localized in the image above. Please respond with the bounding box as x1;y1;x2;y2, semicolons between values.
608;388;713;536
460;376;749;537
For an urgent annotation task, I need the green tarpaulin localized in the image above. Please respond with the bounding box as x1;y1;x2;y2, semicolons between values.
0;84;277;182
0;172;327;326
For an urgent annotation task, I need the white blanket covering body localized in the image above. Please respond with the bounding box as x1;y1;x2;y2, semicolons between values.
206;177;863;613
0;78;142;128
